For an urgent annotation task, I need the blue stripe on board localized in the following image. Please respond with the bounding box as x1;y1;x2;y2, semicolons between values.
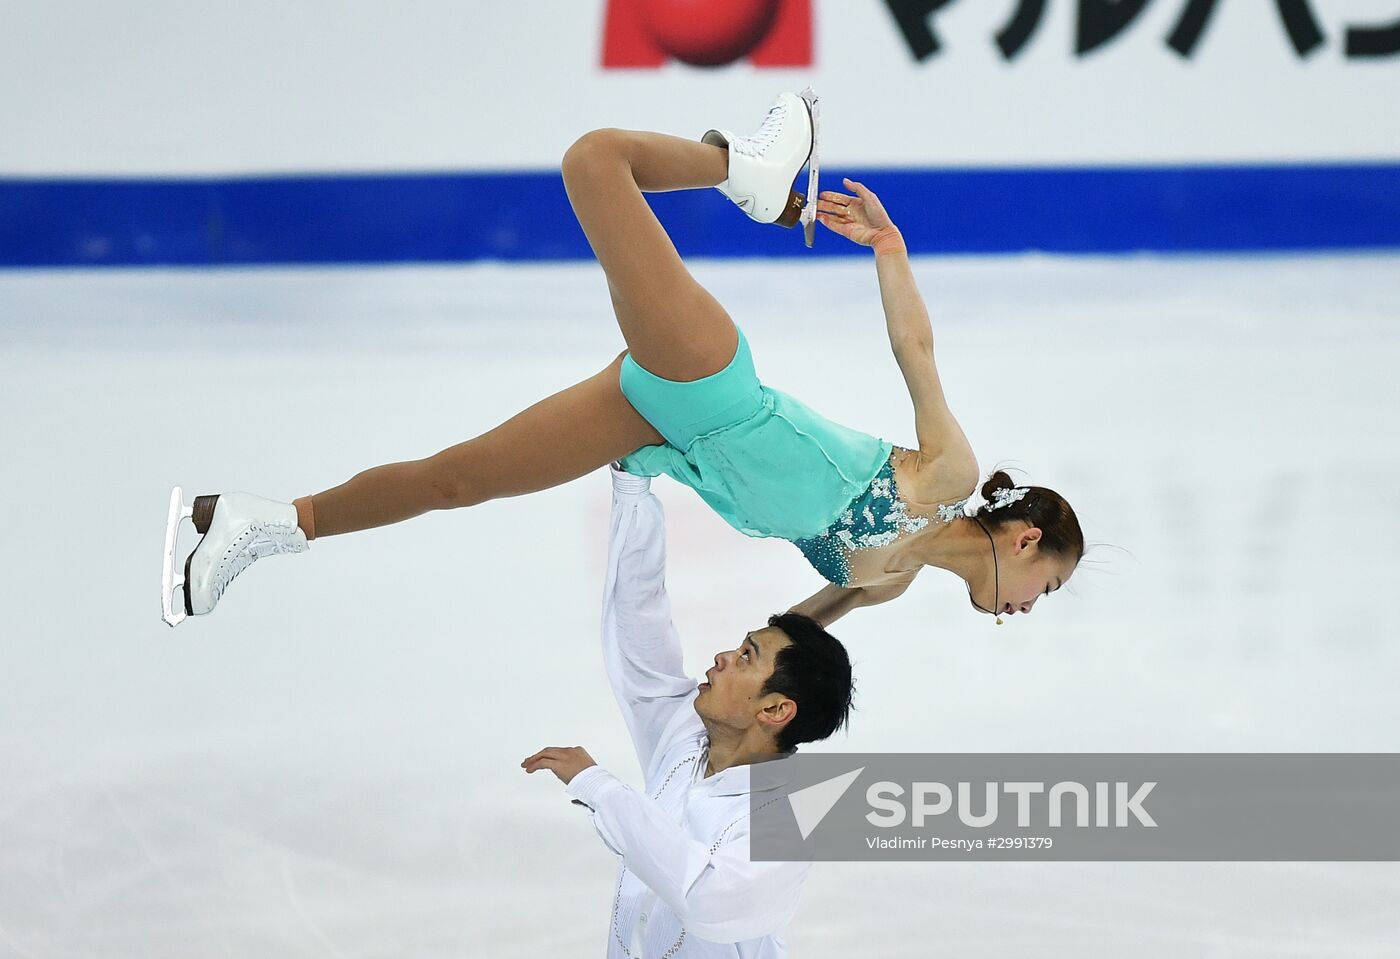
2;164;1398;266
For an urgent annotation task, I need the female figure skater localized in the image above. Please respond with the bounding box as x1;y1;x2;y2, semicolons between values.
161;91;1082;628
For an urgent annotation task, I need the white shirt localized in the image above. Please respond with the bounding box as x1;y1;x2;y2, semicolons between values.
564;468;810;958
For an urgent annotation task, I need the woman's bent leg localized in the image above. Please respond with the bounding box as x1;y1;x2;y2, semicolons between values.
303;354;663;538
561;129;741;384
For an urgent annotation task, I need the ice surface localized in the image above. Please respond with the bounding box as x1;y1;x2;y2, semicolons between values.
2;255;1398;956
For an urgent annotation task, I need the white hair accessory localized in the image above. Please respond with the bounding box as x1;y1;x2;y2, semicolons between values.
988;487;1029;511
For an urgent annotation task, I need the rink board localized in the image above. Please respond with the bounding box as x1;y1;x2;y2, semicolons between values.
5;162;1400;267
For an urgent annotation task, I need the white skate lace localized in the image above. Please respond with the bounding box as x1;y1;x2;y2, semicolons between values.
730;102;789;158
211;522;305;603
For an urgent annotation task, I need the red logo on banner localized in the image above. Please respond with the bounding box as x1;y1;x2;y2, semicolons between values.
603;0;812;68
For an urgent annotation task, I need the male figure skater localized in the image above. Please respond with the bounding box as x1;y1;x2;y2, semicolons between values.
523;467;855;957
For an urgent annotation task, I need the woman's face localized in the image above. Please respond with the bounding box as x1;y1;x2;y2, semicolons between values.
968;525;1076;618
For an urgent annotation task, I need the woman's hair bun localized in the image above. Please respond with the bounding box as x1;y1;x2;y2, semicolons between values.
979;470;1016;502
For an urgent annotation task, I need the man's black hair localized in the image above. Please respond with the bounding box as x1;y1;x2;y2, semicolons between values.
760;612;855;752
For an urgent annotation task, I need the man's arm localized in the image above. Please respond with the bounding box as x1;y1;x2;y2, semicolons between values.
565;766;808;943
601;467;701;772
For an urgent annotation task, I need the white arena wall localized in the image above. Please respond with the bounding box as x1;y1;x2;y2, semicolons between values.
2;0;1397;261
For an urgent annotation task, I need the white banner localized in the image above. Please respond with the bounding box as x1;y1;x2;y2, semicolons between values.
1;0;1396;176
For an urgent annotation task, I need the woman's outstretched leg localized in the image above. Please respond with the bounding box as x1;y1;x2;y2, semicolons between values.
170;355;662;621
296;130;740;538
167;101;809;622
560;128;741;383
301;353;663;538
560;93;814;384
306;128;745;538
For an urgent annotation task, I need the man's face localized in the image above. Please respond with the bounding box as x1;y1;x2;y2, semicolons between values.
694;626;793;732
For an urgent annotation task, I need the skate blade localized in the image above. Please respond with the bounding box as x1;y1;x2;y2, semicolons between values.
798;86;820;249
161;486;194;627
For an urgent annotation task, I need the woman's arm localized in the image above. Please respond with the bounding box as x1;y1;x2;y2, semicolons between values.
817;181;975;464
789;579;913;627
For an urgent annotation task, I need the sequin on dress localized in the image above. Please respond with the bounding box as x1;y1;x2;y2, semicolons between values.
793;454;969;587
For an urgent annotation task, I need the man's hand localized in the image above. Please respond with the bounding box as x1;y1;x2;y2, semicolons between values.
521;746;597;785
816;178;904;253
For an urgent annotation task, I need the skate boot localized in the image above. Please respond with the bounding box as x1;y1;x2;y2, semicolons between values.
160;487;308;626
702;87;821;245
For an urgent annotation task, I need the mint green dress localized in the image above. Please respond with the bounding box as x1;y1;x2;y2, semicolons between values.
616;327;892;542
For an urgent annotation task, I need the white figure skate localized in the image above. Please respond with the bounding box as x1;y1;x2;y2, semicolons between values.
160;487;308;626
703;87;821;246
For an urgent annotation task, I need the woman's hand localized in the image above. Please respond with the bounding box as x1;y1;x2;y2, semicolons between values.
816;178;905;253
